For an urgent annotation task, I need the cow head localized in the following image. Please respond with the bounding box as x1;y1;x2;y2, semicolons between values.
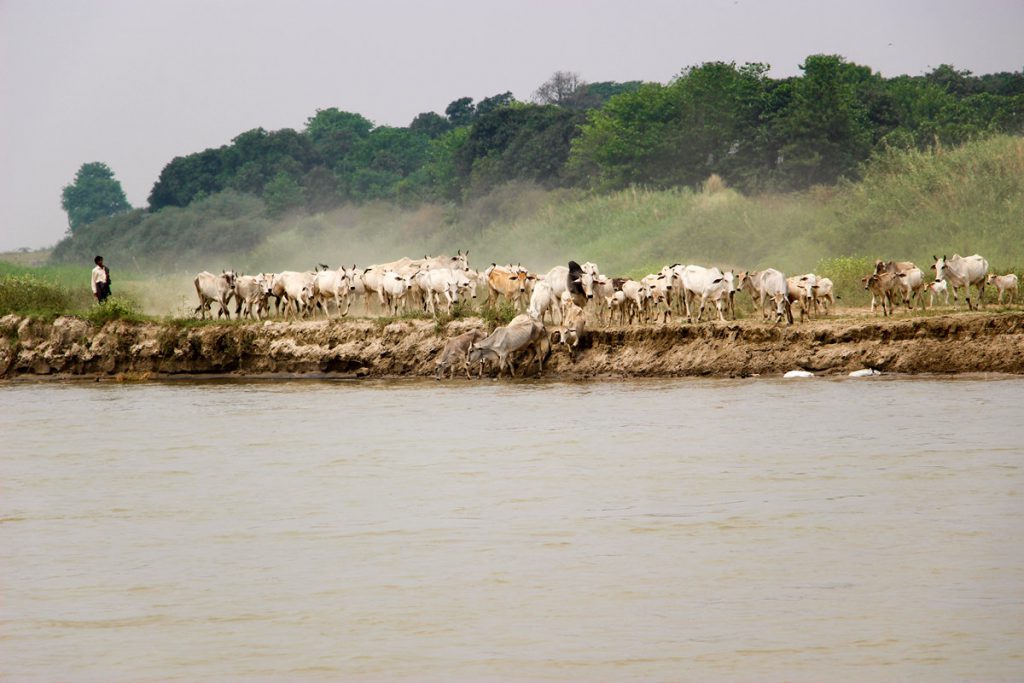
932;255;946;282
453;249;470;272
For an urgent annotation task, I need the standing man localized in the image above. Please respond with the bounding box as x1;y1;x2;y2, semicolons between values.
91;255;111;303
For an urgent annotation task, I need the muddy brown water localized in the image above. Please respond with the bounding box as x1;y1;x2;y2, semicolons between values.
2;377;1023;681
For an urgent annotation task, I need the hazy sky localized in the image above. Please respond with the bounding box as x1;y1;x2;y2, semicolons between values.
1;0;1022;252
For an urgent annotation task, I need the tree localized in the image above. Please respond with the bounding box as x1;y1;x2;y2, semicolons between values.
772;55;874;187
445;97;476;127
409;111;451;138
61;162;132;233
148;148;227;211
304;109;374;171
533;71;588;109
455;104;582;196
476;92;515;117
263;171;306;216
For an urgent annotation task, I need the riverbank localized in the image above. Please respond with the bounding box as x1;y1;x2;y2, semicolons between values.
2;311;1023;380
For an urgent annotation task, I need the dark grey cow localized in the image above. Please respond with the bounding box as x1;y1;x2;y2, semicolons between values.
467;315;548;378
435;329;486;380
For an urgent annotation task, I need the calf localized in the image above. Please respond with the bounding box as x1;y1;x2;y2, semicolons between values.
786;276;813;322
606;290;629;326
926;279;949;308
986;273;1017;305
435;329;486;380
551;302;586;362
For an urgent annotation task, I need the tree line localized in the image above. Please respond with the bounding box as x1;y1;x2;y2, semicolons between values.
59;56;1024;248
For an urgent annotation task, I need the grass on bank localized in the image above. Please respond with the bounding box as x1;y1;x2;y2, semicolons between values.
0;267;146;324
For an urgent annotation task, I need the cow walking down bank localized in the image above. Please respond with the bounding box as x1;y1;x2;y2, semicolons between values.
467;315;548;378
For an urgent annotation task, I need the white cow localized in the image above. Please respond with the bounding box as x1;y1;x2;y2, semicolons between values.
895;267;926;311
641;272;673;323
738;269;792;324
811;277;835;314
543;264;596;316
680;265;727;322
233;273;272;320
415;268;469;315
619;279;649;324
528;280;558;323
590;273;615;326
932;254;989;310
337;266;371;315
986;273;1017;305
926;279;949;308
272;271;317;317
311;267;351;318
194;270;237;319
380;271;413;316
552;302;586;361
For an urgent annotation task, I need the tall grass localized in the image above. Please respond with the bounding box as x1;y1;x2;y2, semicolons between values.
0;274;80;316
0;265;143;321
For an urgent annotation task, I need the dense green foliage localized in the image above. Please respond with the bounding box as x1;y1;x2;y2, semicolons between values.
132;58;1023;220
60;162;132;234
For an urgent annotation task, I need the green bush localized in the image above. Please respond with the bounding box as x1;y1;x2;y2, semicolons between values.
814;256;876;306
0;274;77;315
479;300;517;328
83;296;144;325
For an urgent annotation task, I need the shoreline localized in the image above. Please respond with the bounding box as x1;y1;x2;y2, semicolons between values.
2;310;1023;381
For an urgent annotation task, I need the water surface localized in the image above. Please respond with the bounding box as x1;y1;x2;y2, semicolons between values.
2;377;1022;681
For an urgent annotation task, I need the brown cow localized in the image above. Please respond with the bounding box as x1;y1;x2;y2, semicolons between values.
862;271;901;317
486;264;535;310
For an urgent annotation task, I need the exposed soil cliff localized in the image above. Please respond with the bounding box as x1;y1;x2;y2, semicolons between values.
2;312;1023;380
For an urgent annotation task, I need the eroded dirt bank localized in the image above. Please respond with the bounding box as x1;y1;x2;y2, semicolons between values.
2;312;1023;380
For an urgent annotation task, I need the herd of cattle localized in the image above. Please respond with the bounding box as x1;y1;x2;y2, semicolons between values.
191;251;1018;377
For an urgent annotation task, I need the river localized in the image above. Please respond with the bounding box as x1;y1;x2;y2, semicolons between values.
2;377;1022;681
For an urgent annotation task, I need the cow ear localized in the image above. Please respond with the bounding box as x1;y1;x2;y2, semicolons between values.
713;277;724;284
